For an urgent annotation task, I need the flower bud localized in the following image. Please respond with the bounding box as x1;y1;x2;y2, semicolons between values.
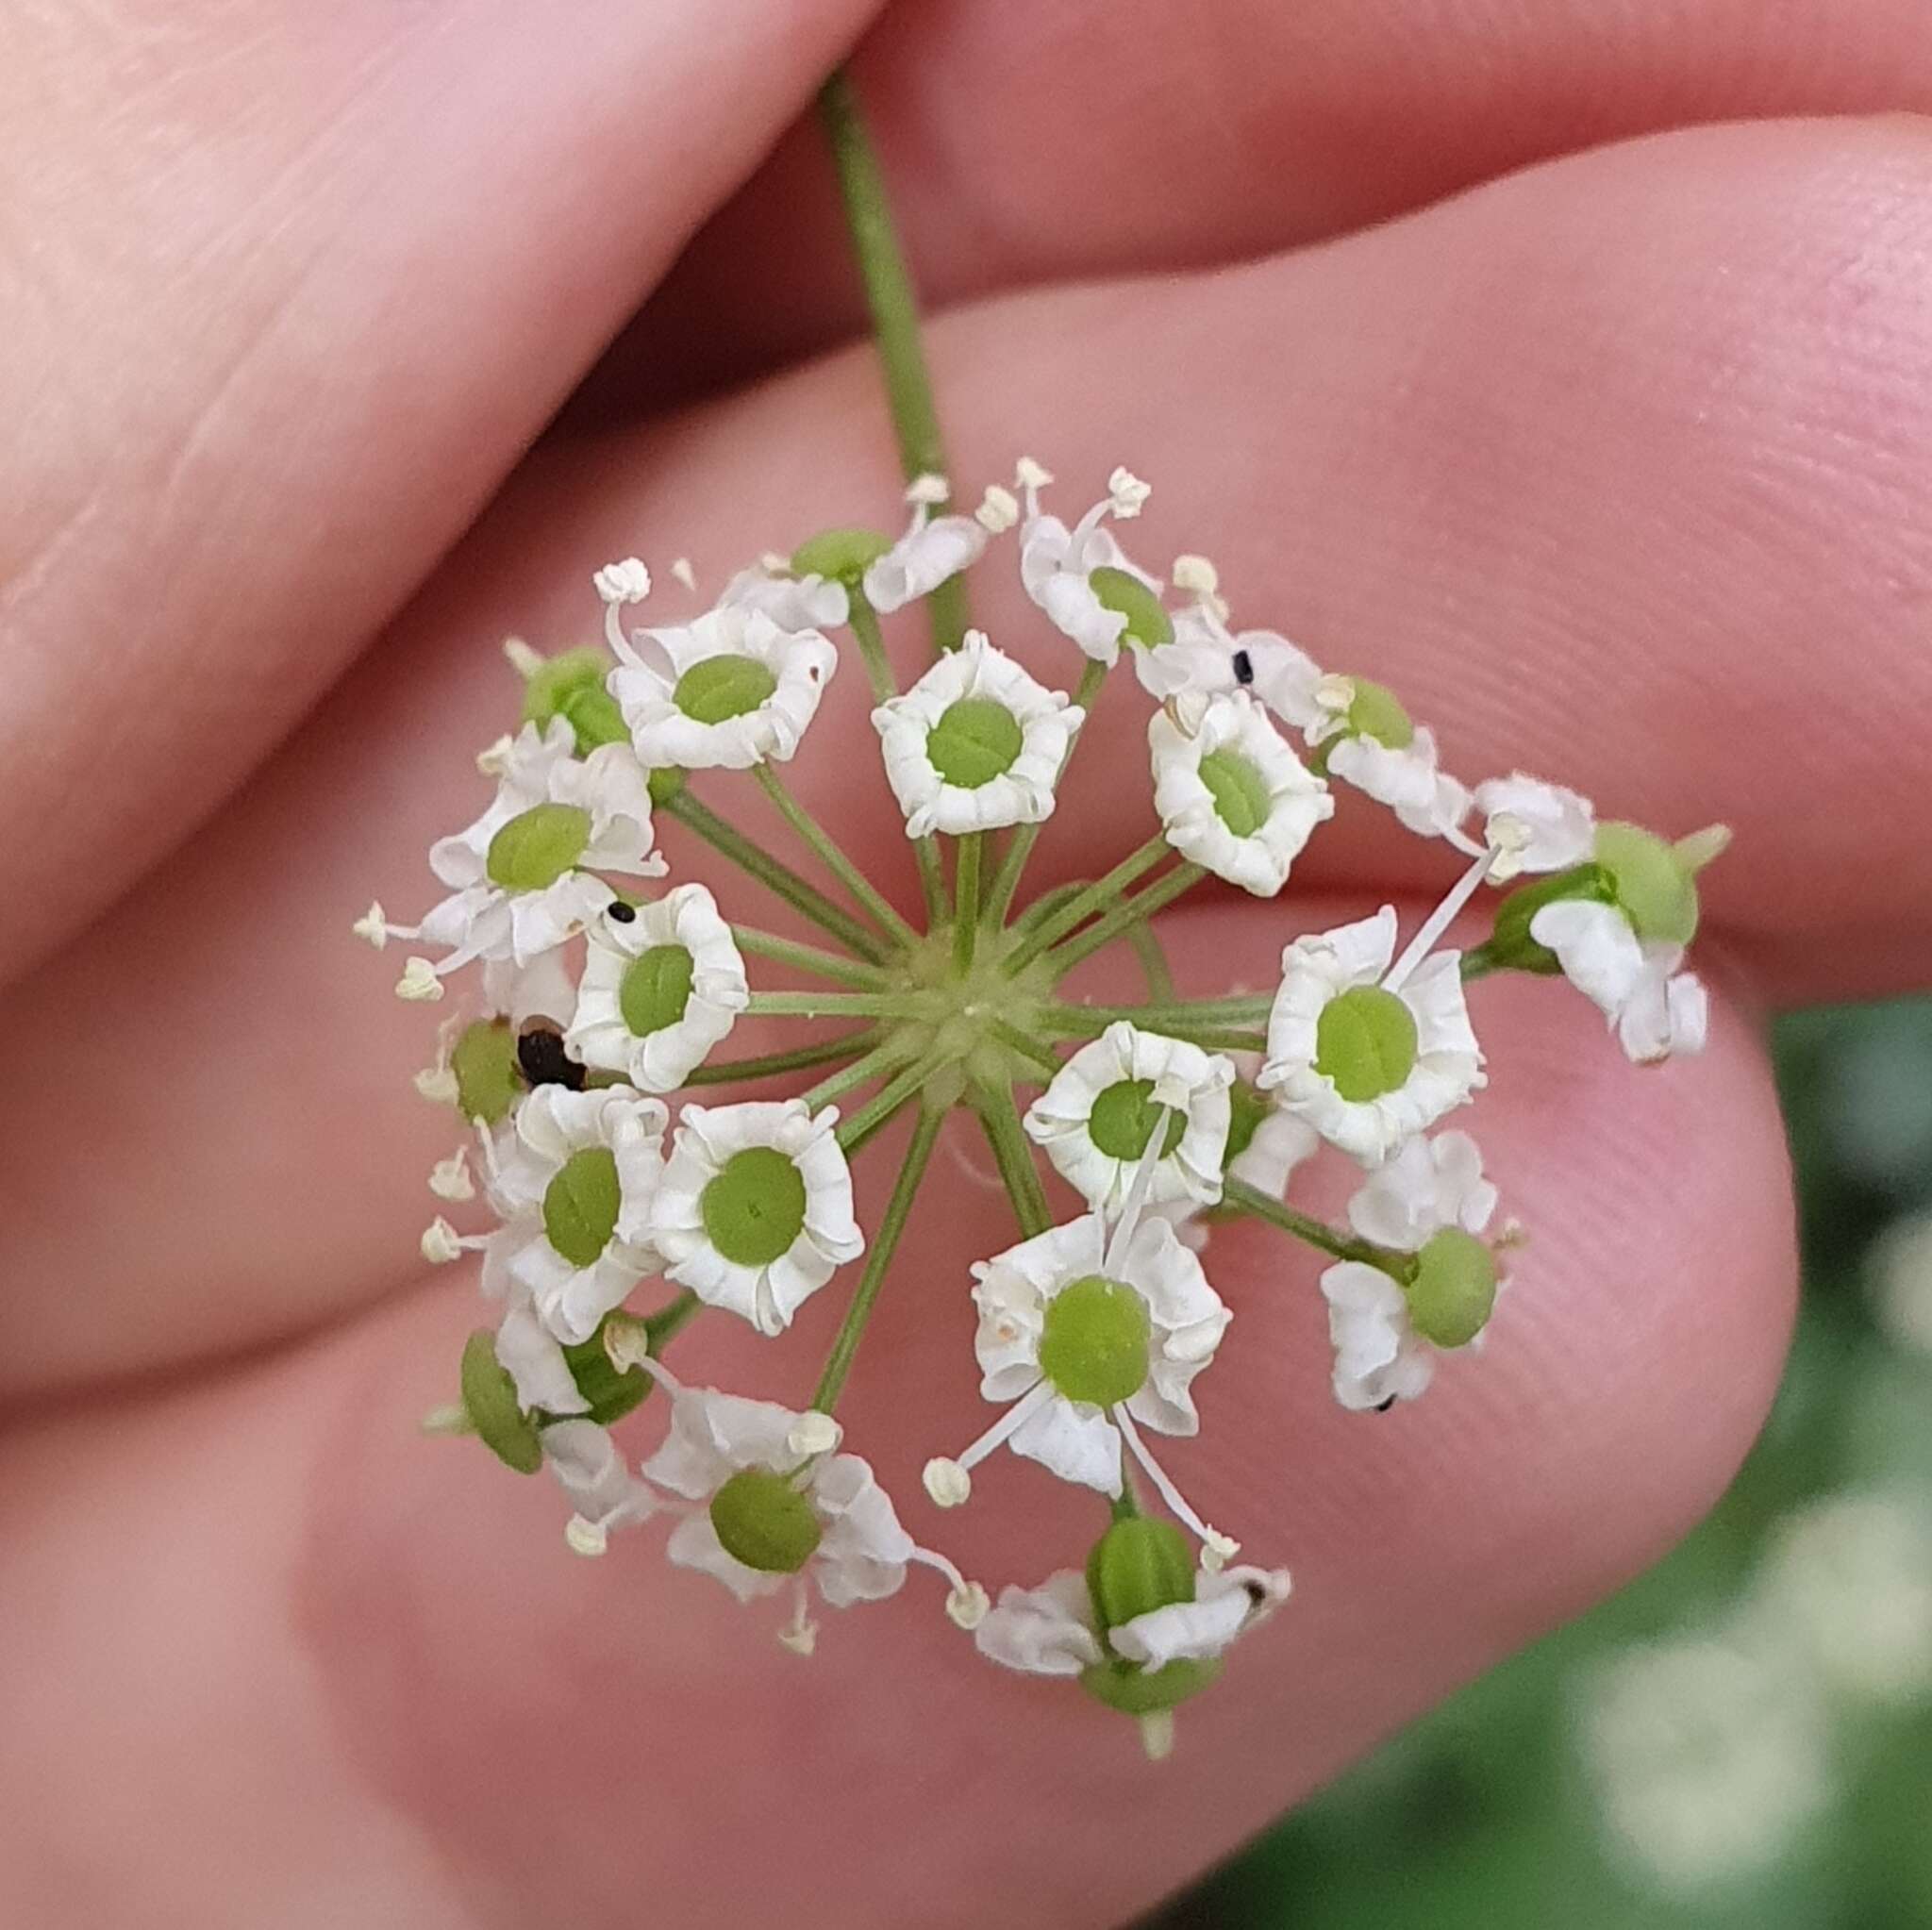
791;528;893;584
520;644;630;753
1592;822;1700;945
1405;1227;1498;1349
1085;1517;1195;1634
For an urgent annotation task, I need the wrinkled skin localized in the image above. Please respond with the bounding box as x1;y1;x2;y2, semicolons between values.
4;4;1932;1924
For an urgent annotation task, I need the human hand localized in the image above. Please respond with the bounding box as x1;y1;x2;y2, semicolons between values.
4;3;1931;1923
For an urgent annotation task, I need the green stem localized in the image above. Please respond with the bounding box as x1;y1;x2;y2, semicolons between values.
810;1104;944;1411
990;1018;1064;1079
953;831;982;973
835;1050;948;1156
731;925;885;989
848;596;946;921
1222;1176;1407;1274
800;1037;913;1111
1043;1007;1267;1055
817;70;969;656
1460;948;1504;982
667;790;887;963
753;764;920;950
744;990;902;1018
983;658;1108;926
1125;920;1174;1001
1043;862;1207;979
1002;833;1170;976
679;1031;882;1088
643;1289;703;1349
973;1080;1053;1237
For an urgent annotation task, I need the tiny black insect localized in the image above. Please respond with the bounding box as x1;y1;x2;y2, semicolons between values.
607;901;637;923
1374;1395;1398;1414
517;1023;587;1090
1231;648;1255;687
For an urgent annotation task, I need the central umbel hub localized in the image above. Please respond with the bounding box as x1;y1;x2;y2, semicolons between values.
881;923;1058;1092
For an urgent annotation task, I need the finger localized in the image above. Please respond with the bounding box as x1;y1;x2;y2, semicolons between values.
5;113;1924;1399
0;0;879;984
583;0;1932;413
0;953;1794;1928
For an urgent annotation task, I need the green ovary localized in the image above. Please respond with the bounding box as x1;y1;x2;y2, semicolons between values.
619;943;695;1037
1089;566;1173;649
543;1147;622;1268
1343;677;1414;749
1405;1228;1498;1349
1197;748;1273;839
674;655;777;724
1593;822;1699;945
701;1147;808;1267
450;1019;521;1123
927;696;1024;788
1038;1274;1152;1407
1315;986;1420;1102
1088;1078;1190;1162
485;804;592;891
708;1468;823;1573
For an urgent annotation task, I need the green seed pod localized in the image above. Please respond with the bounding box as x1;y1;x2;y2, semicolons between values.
542;1147;622;1268
1080;1655;1224;1717
700;1146;808;1267
458;1330;543;1474
1088;565;1173;650
1593;822;1700;946
672;657;778;725
708;1468;824;1573
619;943;695;1038
1085;1516;1195;1635
1087;1078;1189;1162
927;696;1024;789
449;1018;521;1123
521;645;629;752
1197;747;1272;838
791;528;893;583
1038;1276;1153;1407
1314;986;1420;1102
485;803;593;891
1405;1227;1498;1349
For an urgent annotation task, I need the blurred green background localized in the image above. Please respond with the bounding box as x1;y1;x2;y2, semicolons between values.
1160;997;1932;1930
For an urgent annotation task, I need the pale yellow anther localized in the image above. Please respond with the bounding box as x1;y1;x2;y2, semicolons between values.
905;473;951;507
923;1456;972;1508
413;1063;460;1106
420;1217;464;1264
475;734;515;776
776;1620;818;1656
1014;456;1054;491
1314;673;1357;714
601;1314;652;1373
787;1412;842;1458
564;1515;608;1558
759;550;791;574
975;484;1020;533
1200;1529;1241;1572
944;1581;991;1631
396;957;446;1003
1107;466;1151;518
428;1150;475;1203
1172;554;1219;598
671;557;698;592
352;901;389;950
502;636;544;679
592;557;651;606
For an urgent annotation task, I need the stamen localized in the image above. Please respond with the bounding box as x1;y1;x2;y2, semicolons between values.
419;1403;474;1437
1383;848;1498;992
924;1381;1056;1505
1108;467;1151;518
1114;1404;1238;1563
1104;1102;1174;1273
1139;1710;1176;1761
420;1217;485;1264
908;1545;988;1627
671;557;698;592
787;1412;842;1459
475;735;515;776
1172;554;1219;598
352;901;398;949
415;1063;459;1106
502;637;545;679
776;1577;818;1655
428;1149;475;1202
395;957;447;1003
976;484;1019;533
565;1515;608;1557
905;473;950;506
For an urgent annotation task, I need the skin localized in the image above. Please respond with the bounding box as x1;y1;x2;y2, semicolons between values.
2;2;1929;1923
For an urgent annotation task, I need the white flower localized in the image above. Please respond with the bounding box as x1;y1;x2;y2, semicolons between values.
1320;1131;1501;1410
1024;1023;1234;1218
402;719;663;978
1136;603;1324;726
871;630;1085;838
975;1560;1290;1676
929;1210;1229;1502
1470;773;1596;878
1018;470;1165;665
1258;907;1485;1162
487;1085;670;1344
609;602;836;770
565;885;749;1091
542;1419;661;1556
1528;900;1708;1064
636;1367;979;1635
861;493;989;613
648;1100;863;1335
1275;674;1468;840
1148;692;1334;896
718;563;850;635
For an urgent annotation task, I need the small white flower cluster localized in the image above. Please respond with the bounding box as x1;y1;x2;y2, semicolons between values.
360;458;1726;1750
